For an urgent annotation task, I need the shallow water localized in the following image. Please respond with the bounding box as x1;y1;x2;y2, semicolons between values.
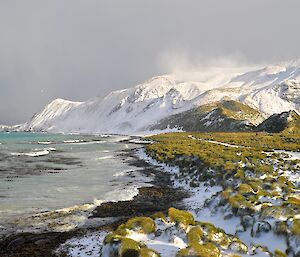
0;132;149;235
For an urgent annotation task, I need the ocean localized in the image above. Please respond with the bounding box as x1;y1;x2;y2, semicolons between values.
0;132;149;236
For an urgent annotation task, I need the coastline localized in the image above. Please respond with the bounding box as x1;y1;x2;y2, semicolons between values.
0;143;190;257
1;133;299;256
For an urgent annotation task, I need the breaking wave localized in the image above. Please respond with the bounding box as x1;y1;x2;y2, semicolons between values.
10;185;140;233
10;147;56;157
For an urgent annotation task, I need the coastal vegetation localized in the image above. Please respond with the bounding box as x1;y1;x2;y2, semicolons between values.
142;132;299;256
102;208;249;257
103;131;299;256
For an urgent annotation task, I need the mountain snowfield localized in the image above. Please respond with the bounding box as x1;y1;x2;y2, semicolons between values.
19;62;300;134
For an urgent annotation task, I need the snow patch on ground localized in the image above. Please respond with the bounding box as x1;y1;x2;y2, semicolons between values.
187;134;247;148
127;227;187;257
57;230;108;257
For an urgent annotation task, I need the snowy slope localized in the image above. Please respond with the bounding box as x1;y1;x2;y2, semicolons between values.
21;62;300;134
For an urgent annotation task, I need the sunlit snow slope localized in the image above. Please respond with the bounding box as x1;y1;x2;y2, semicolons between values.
21;62;300;134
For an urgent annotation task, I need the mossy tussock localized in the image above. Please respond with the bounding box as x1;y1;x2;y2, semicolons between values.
103;216;160;257
143;132;300;256
169;207;195;228
102;208;249;257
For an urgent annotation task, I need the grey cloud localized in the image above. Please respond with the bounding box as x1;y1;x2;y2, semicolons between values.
0;0;299;124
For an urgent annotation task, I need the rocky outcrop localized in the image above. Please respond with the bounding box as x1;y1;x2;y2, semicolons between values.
256;110;300;133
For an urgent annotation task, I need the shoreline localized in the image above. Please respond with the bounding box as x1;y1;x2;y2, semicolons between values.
0;145;190;257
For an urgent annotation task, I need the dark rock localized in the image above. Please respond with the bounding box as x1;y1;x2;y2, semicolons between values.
241;215;255;229
7;237;26;249
34;239;52;245
92;186;188;218
251;221;272;237
0;232;69;257
223;212;233;220
236;207;254;216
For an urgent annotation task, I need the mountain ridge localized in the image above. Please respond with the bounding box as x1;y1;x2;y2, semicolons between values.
149;100;264;132
12;62;300;134
256;110;300;133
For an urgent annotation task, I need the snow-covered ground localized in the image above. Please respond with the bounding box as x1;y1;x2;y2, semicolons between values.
133;148;299;256
56;145;300;257
12;61;300;134
188;134;248;148
57;230;108;257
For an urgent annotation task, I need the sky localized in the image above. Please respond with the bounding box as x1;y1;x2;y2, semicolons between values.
0;0;300;124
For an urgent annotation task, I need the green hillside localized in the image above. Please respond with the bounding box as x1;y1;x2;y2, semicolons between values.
150;100;264;132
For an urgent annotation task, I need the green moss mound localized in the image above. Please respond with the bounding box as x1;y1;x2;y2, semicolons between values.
228;194;248;209
274;249;287;257
125;217;156;234
103;208;249;257
176;242;220;257
187;226;204;243
169;207;195;227
291;219;300;236
119;238;141;256
139;248;161;257
238;184;254;195
151;212;167;222
196;222;231;249
103;236;161;257
287;196;300;206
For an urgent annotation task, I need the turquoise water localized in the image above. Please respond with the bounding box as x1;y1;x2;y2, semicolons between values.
0;132;148;235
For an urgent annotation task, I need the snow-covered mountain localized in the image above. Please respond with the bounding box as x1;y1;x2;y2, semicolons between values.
20;62;300;134
0;124;22;132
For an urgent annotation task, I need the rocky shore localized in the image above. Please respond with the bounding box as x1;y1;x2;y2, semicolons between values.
0;147;189;257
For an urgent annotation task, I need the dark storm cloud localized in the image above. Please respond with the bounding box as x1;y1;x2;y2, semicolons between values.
0;0;299;124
